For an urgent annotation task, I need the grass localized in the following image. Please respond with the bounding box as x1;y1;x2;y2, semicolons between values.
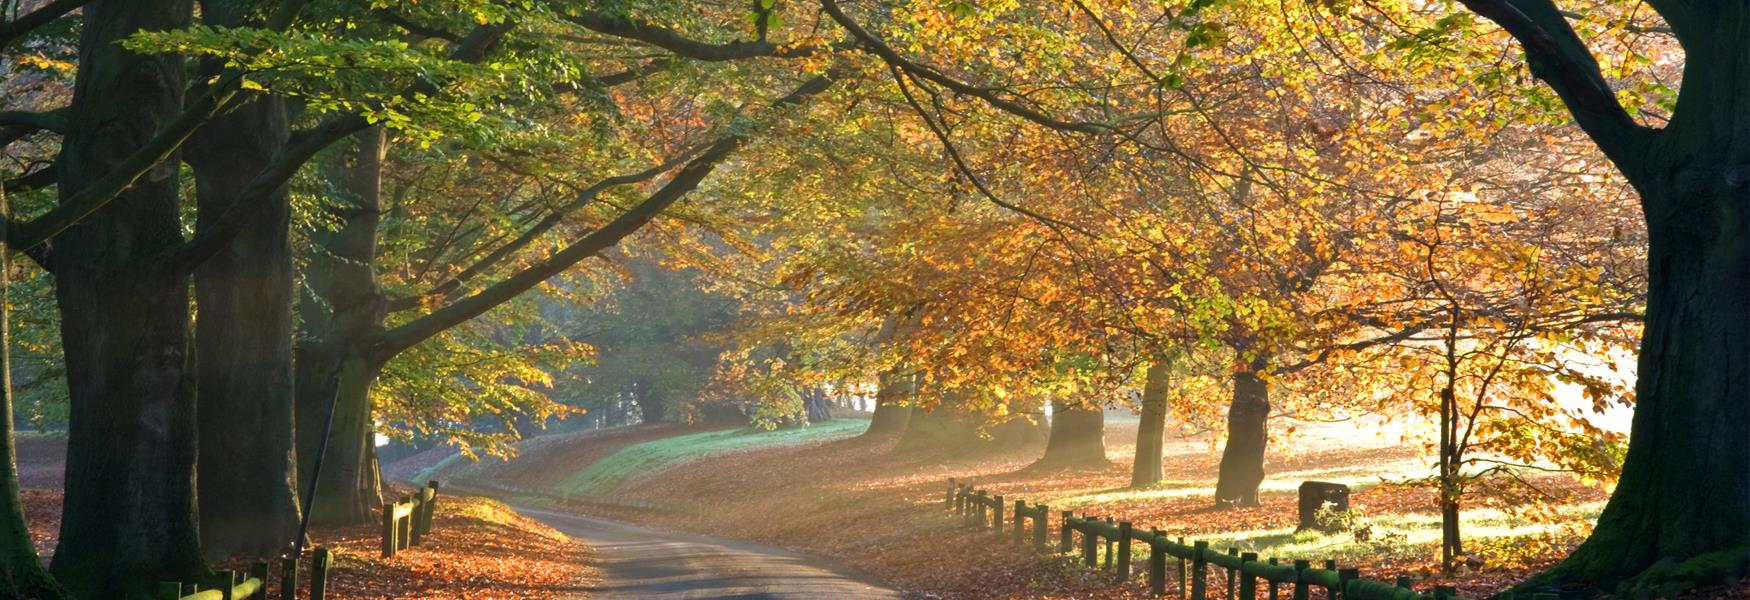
553;419;869;495
1188;501;1609;563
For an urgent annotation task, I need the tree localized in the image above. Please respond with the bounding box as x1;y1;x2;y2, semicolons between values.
1035;396;1108;469
0;175;61;600
184;0;301;560
44;1;208;593
1131;358;1171;487
1443;1;1748;591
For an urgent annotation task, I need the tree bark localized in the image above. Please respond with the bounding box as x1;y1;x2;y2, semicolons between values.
1534;43;1749;588
0;181;63;599
862;371;912;437
1131;359;1170;487
1033;398;1108;469
1213;367;1268;507
46;1;207;594
294;351;383;526
293;129;389;527
187;85;299;558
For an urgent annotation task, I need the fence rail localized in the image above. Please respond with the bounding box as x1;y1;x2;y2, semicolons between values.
157;547;330;600
943;477;1553;600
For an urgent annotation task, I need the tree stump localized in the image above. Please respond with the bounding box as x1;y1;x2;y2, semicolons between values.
1297;481;1350;532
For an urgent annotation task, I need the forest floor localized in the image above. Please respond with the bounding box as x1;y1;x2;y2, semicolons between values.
432;416;1750;600
15;433;599;599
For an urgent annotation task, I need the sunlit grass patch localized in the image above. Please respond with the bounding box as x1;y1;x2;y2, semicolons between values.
1188;501;1606;564
555;419;869;495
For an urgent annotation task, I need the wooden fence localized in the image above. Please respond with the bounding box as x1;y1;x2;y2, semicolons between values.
384;480;442;558
159;480;440;599
156;547;331;600
944;477;1559;600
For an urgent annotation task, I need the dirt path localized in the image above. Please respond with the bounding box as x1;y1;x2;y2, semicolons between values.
517;507;903;600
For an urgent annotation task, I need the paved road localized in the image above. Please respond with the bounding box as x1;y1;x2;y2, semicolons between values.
519;507;904;599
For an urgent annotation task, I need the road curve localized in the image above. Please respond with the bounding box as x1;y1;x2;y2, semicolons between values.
517;507;904;599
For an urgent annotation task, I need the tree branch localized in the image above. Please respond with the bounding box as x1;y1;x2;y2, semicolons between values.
4;0;315;254
383;151;697;312
165;20;515;276
377;74;837;356
1454;0;1652;166
820;0;1113;134
562;11;816;61
0;109;65;134
0;0;90;51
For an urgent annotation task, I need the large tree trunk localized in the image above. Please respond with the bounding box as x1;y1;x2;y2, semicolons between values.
293;129;389;527
1213;367;1268;507
804;386;833;423
1535;45;1748;589
294;352;382;527
187;86;299;558
47;1;207;594
862;371;913;437
0;186;63;599
892;404;978;453
1033;398;1108;469
1131;360;1170;487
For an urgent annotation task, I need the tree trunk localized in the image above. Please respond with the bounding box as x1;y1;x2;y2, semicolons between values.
1213;368;1268;507
187;86;299;558
46;1;207;594
632;377;665;424
1131;360;1170;487
892;404;978;453
1033;398;1108;469
0;184;63;599
805;386;833;423
294;352;382;527
862;371;912;437
293;129;388;528
1534;47;1749;588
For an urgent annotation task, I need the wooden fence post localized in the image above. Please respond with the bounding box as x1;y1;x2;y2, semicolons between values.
993;495;1004;534
249;561;269;600
1117;522;1133;579
1267;558;1279;600
1033;504;1048;550
946;478;956;507
1239;553;1257;600
382;500;398;557
1104;517;1116;571
1338;568;1359;600
1177;537;1187;599
1083;516;1099;567
1226;547;1238;600
1323;560;1338;600
417;482;438;537
399;495;415;550
1147;530;1166;596
423;480;441;535
1395;576;1412;590
280;551;299;600
311;547;333;600
1192;541;1209;600
1060;511;1074;553
1291;559;1309;600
